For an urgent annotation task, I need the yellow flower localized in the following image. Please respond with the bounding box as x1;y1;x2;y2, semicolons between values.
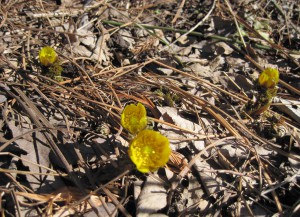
39;46;58;67
258;68;279;88
128;129;171;173
121;103;147;134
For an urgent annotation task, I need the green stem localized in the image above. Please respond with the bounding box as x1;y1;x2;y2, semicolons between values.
102;20;273;51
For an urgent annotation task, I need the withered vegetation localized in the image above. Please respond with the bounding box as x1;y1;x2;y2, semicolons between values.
0;0;300;216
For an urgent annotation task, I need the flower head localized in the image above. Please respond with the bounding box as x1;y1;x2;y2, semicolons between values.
121;103;147;134
128;129;171;173
258;68;279;89
39;46;58;67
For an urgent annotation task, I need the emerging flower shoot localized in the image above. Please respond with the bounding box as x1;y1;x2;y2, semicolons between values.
258;68;279;89
39;46;58;67
121;103;147;135
128;129;171;173
244;68;279;116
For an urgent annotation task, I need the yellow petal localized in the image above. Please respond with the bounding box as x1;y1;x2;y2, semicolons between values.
39;46;58;67
258;68;279;88
121;103;147;134
128;129;171;173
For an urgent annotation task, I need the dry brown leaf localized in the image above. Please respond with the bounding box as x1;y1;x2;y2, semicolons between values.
193;158;221;198
167;151;188;174
7;119;65;192
136;176;168;217
157;106;205;150
274;97;300;124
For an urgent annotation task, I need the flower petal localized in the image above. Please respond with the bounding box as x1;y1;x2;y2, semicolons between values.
39;46;58;67
128;129;171;173
121;103;147;134
258;68;279;88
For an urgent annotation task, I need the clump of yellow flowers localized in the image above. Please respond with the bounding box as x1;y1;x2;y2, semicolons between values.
245;68;279;116
121;103;171;173
39;46;63;82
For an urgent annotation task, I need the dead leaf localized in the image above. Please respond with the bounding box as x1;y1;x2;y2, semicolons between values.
215;42;233;55
157;106;205;150
186;173;204;207
217;144;248;160
6;119;66;193
136;176;168;217
167;151;188;173
209;55;225;71
175;33;189;45
274;97;300;124
193;158;221;198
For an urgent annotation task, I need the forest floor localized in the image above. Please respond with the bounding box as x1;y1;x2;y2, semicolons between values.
0;0;300;216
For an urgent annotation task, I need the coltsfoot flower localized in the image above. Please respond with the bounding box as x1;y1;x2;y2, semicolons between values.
258;68;279;89
39;46;58;67
121;103;147;134
128;129;171;173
